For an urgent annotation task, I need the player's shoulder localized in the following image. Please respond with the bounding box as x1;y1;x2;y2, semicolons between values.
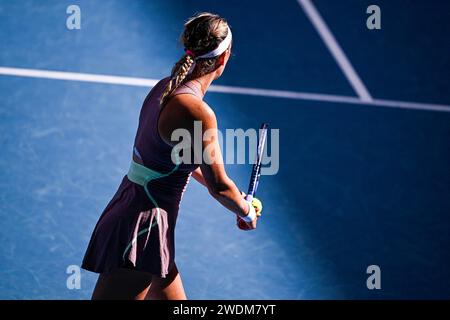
170;94;216;122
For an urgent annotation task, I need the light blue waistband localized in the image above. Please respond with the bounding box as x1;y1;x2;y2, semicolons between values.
127;161;166;186
127;158;180;185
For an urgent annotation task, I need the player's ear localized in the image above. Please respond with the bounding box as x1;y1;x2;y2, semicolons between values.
217;51;226;66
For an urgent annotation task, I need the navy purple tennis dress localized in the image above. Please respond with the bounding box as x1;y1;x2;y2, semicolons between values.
82;78;201;278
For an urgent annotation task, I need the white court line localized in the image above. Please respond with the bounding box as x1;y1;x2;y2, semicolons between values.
1;66;450;113
297;0;373;102
0;67;159;87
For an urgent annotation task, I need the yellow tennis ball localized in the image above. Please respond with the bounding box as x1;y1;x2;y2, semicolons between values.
252;197;263;216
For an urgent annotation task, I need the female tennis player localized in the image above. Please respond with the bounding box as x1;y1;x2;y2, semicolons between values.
82;12;262;300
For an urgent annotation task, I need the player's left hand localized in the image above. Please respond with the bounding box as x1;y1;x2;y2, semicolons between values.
249;197;263;217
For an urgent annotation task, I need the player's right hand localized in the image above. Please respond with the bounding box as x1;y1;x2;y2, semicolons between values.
236;197;262;231
236;214;257;230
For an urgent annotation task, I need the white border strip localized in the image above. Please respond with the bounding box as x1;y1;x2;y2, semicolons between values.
297;0;373;102
1;66;450;113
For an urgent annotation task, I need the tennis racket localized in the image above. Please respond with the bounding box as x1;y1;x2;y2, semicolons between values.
238;123;269;229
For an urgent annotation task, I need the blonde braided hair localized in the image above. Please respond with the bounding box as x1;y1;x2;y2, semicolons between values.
160;12;230;106
160;54;194;106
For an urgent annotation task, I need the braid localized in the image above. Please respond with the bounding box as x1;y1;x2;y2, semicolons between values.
160;54;194;106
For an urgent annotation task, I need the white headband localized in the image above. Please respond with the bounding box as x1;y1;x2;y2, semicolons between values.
185;26;232;60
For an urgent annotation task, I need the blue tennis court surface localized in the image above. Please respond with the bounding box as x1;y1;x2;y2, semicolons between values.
0;0;449;299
